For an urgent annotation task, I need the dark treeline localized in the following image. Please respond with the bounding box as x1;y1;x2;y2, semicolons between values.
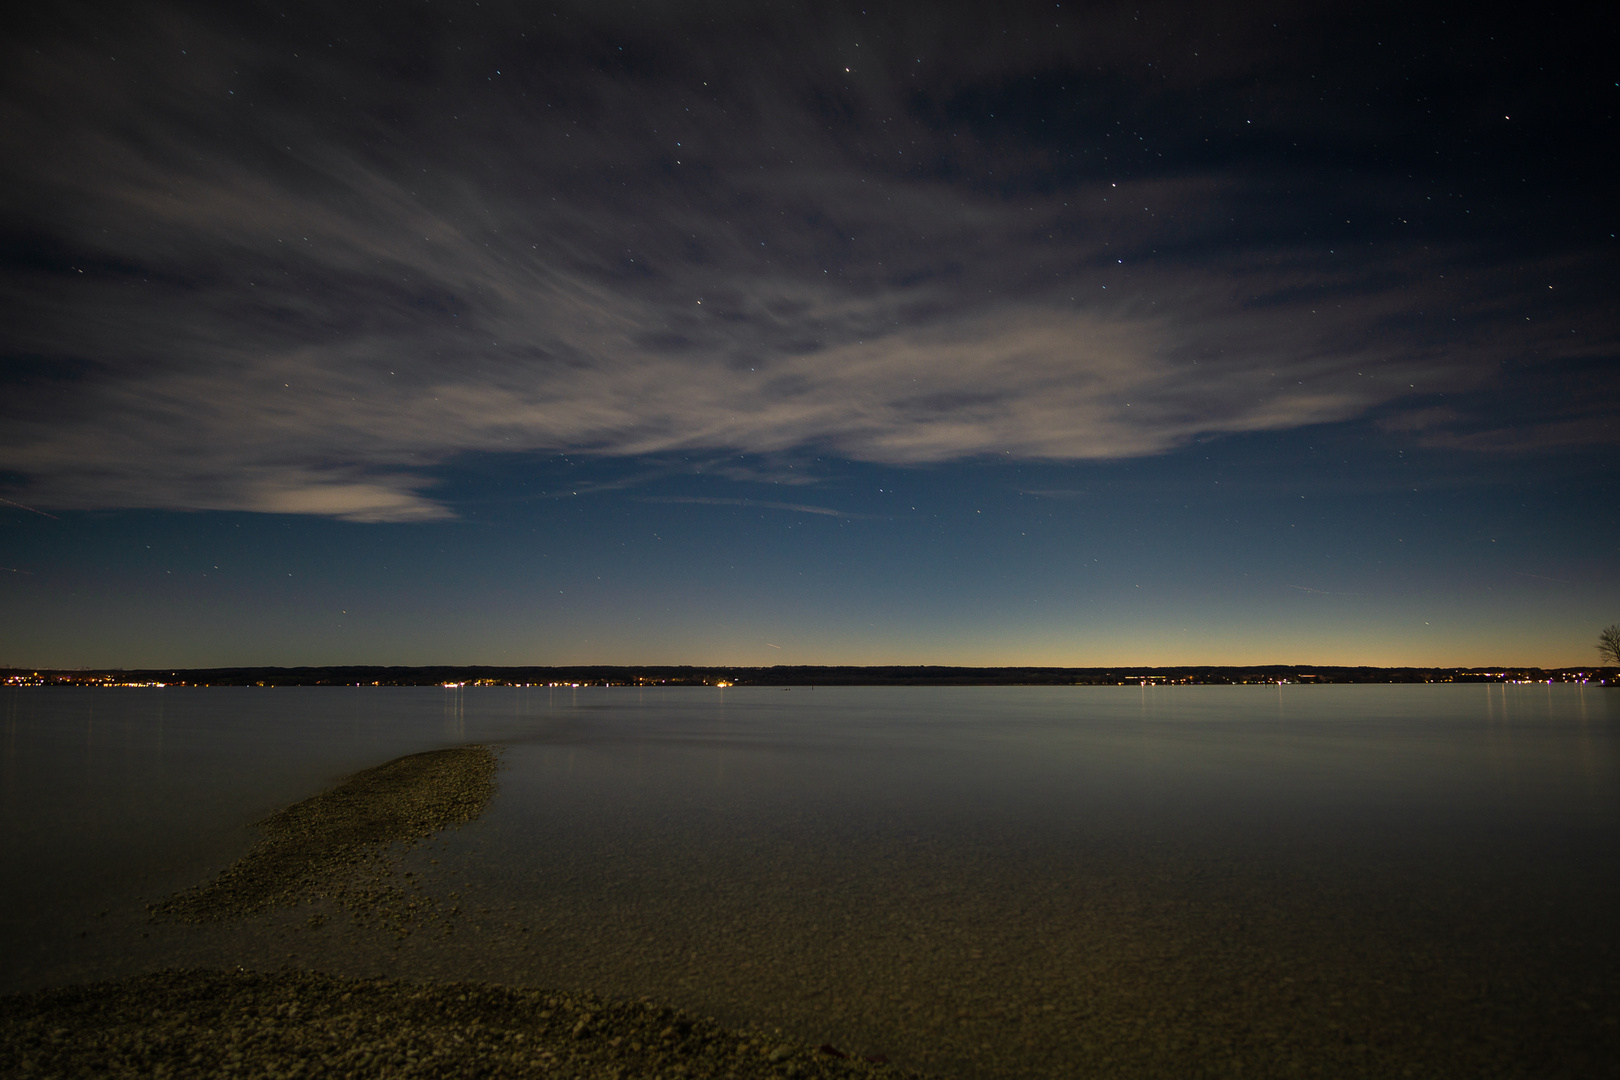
5;664;1613;686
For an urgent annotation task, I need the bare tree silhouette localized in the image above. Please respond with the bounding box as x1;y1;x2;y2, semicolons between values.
1598;624;1620;667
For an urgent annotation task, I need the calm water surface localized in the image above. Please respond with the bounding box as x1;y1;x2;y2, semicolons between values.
3;684;1618;1077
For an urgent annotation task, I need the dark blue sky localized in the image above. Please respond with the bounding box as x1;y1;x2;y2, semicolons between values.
2;0;1615;667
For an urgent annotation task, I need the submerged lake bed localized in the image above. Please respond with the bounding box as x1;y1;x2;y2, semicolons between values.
3;684;1618;1077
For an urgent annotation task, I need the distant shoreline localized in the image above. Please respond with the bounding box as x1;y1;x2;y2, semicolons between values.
4;663;1614;688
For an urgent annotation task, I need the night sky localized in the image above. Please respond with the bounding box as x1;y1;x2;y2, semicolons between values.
2;0;1615;668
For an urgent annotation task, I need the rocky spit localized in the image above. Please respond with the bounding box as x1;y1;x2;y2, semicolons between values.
149;745;499;931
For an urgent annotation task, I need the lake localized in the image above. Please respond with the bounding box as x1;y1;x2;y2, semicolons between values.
3;683;1617;1077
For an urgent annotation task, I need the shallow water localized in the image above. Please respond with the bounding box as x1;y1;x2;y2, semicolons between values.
4;684;1618;1077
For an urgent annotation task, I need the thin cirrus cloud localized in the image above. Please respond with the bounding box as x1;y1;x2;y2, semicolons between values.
638;497;857;519
0;2;1602;522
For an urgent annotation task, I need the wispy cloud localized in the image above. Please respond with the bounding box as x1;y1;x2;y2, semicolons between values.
1;3;1610;521
639;496;857;518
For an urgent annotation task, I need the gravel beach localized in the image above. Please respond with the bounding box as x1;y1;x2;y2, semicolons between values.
0;967;924;1080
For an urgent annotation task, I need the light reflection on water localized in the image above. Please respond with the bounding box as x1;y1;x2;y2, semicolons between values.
3;684;1618;1076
